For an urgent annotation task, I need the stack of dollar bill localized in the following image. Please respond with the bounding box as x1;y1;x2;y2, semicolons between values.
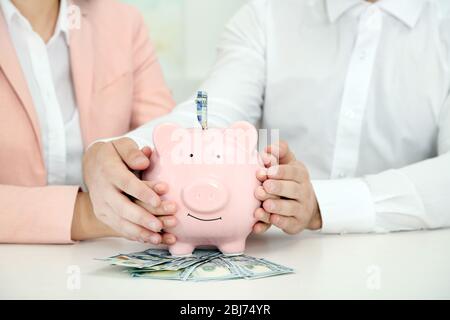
98;249;294;281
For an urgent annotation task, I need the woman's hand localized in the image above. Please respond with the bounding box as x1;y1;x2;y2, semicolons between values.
71;192;119;240
82;138;177;244
253;141;322;235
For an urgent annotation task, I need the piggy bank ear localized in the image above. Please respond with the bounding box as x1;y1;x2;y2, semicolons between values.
153;123;183;153
230;121;258;152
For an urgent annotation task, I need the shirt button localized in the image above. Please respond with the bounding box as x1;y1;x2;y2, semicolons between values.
359;51;367;60
367;17;378;29
366;5;378;17
364;8;381;30
343;110;356;120
344;110;356;120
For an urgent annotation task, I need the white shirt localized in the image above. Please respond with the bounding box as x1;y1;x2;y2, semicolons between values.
1;0;84;186
125;0;450;234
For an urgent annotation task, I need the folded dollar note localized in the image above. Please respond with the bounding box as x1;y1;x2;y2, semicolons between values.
98;249;294;281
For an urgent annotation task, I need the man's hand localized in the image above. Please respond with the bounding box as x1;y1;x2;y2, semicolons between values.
83;138;178;244
254;141;322;235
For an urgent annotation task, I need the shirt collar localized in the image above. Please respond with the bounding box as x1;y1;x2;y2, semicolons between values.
57;0;70;44
326;0;361;23
0;0;70;44
326;0;428;29
0;0;18;24
377;0;427;29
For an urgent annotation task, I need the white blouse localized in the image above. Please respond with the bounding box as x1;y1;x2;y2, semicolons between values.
1;0;83;186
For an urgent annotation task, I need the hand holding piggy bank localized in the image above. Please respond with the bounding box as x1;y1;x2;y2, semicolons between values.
143;121;262;256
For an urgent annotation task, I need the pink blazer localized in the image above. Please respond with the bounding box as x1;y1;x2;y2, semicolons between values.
0;0;175;243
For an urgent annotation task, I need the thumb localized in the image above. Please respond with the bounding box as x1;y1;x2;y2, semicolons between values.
112;138;150;170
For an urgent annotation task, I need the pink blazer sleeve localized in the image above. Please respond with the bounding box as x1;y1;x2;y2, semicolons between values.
0;185;79;243
0;7;174;244
130;10;176;129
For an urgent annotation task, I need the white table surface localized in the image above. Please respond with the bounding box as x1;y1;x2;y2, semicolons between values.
1;228;449;299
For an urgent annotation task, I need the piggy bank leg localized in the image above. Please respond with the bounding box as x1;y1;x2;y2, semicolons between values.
169;242;196;257
218;240;246;256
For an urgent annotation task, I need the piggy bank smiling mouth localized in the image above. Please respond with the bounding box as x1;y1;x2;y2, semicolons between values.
187;213;223;222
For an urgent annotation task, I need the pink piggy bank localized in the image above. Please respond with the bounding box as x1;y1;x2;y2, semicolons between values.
143;121;262;256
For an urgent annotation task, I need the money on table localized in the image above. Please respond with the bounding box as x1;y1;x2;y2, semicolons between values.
98;249;294;281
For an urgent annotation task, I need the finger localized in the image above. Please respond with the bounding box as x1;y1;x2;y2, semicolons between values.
263;179;302;200
141;146;152;158
101;203;162;244
254;207;272;224
266;164;309;184
135;200;178;216
254;186;279;201
265;141;296;164
98;204;162;243
111;165;161;206
263;199;300;217
260;152;279;168
252;222;271;234
158;215;178;229
256;168;268;182
116;217;162;244
270;214;303;235
142;180;170;196
161;232;177;245
112;138;150;170
111;194;163;232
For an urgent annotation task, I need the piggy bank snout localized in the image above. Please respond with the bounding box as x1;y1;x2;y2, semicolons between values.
182;179;228;213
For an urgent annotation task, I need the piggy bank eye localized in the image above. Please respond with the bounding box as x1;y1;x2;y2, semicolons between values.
189;153;194;158
216;155;221;159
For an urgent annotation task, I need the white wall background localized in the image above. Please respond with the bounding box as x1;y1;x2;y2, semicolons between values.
122;0;247;103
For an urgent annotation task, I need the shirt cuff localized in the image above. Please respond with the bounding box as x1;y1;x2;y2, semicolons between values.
86;135;152;151
311;179;376;234
124;134;153;150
